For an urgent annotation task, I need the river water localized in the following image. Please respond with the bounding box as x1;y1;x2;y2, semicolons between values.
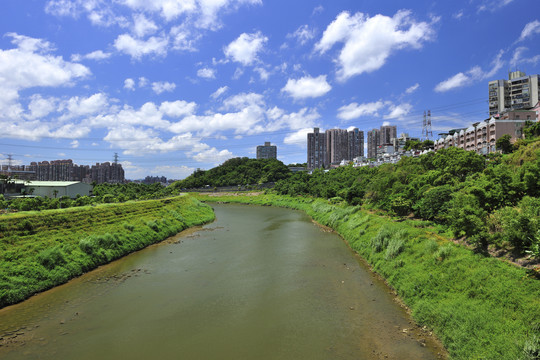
0;203;445;359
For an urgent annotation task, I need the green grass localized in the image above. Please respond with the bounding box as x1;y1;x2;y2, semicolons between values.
194;192;540;360
0;196;215;308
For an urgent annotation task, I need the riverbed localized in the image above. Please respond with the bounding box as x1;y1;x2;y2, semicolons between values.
0;203;446;359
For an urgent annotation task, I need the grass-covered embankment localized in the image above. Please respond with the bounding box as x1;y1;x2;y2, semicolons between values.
0;196;215;308
195;192;540;360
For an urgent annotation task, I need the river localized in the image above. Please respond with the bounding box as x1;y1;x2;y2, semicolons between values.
0;203;445;359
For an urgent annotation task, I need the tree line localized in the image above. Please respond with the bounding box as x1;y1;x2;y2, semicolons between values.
274;135;540;258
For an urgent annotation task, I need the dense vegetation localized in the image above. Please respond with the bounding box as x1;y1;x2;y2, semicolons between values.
169;157;291;189
0;182;173;212
194;192;540;360
274;139;540;259
0;196;214;308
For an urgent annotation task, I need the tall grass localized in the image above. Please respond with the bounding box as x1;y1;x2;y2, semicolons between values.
0;196;215;308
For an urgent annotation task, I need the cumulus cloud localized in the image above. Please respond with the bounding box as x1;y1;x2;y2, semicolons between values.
197;67;216;79
192;147;234;164
435;50;504;92
132;13;158;37
337;100;412;120
159;100;197;117
337;101;386;120
124;78;136;90
151;81;176;94
26;95;58;120
59;93;110;120
315;10;435;81
224;31;268;65
114;33;168;59
0;33;90;134
281;75;331;100
384;103;412;119
284;128;314;148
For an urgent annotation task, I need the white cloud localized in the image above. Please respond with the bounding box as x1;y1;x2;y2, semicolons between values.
315;10;435;81
151;81;176;94
477;0;516;12
159;100;197;117
288;25;316;45
211;86;229;98
405;83;420;94
197;67;216;79
132;13;158;37
0;33;90;128
138;76;149;87
124;78;136;90
434;50;504;92
510;47;540;67
59;93;110;120
224;31;268;66
281;75;331;99
170;25;199;51
518;20;540;42
71;50;112;62
254;67;270;81
384;103;412;119
26;95;58;120
191;147;234;164
114;33;168;59
70;140;79;148
284;128;313;148
337;101;386;120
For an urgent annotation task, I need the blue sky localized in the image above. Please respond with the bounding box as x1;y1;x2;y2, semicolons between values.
1;0;539;179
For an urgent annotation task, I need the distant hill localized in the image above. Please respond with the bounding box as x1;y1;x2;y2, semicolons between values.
170;157;291;189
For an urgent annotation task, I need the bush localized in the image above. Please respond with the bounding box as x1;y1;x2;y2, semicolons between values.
385;238;405;260
38;246;66;269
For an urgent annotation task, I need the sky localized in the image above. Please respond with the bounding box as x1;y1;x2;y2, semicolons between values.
1;0;539;180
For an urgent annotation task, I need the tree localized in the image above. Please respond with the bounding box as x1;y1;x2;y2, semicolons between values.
496;134;514;154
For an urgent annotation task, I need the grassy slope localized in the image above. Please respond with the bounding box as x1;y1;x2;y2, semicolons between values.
195;192;540;360
0;196;215;308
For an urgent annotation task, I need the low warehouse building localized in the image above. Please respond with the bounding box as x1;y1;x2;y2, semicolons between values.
13;180;93;198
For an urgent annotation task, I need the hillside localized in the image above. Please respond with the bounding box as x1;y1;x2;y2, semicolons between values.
170;157;291;189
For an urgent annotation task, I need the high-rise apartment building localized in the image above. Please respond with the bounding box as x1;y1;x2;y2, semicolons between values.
367;125;398;158
307;127;364;169
325;129;349;164
367;129;380;159
348;128;364;160
489;71;540;116
256;142;277;159
380;125;397;146
307;128;326;170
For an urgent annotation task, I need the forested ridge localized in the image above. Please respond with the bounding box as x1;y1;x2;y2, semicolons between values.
169;157;291;189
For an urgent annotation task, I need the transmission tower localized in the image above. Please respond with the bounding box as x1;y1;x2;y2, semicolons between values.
114;152;119;165
422;110;433;140
7;154;13;172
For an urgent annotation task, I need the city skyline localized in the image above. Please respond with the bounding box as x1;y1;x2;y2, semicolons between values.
0;0;539;179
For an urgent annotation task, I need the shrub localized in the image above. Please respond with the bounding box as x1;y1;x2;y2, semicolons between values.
434;245;453;261
147;220;159;232
38;246;66;269
79;238;97;254
385;238;405;260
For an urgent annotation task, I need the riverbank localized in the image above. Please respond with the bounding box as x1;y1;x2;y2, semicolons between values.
0;196;215;308
195;192;540;360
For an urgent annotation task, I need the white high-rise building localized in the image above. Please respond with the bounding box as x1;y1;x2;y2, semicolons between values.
489;71;540;116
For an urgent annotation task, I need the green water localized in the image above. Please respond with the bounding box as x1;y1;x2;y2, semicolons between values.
0;204;445;359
